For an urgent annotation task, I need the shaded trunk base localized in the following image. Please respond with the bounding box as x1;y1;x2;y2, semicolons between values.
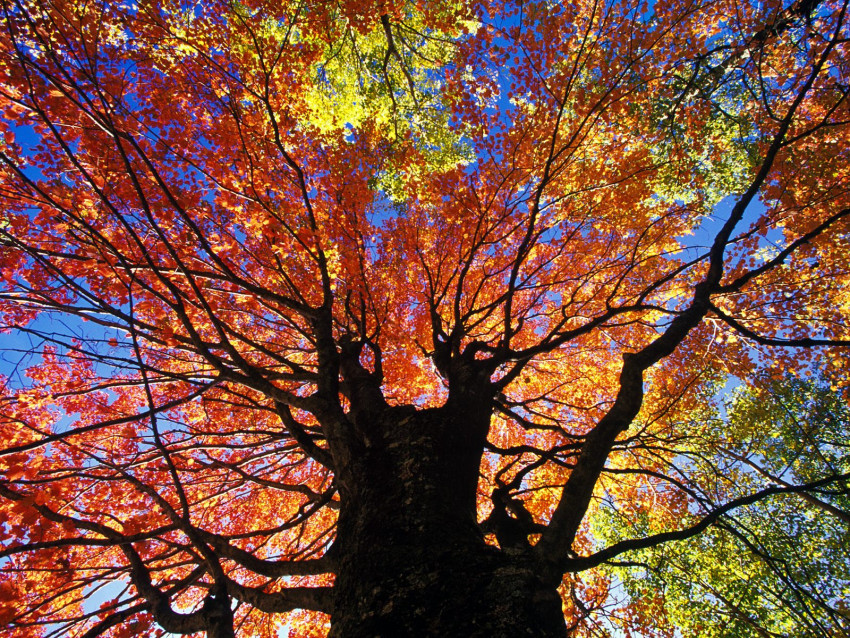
328;405;565;636
330;540;565;637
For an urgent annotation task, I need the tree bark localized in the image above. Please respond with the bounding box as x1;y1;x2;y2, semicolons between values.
328;405;565;637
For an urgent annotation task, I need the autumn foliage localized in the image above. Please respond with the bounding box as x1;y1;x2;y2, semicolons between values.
0;0;848;635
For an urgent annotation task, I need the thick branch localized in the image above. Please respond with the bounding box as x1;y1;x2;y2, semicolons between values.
226;580;334;614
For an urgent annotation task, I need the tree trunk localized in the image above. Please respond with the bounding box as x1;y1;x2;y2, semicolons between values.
329;405;566;637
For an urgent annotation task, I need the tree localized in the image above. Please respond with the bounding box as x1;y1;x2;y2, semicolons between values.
597;375;850;637
0;0;848;635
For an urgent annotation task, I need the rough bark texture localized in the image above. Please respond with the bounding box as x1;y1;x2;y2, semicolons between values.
328;405;566;637
204;592;236;638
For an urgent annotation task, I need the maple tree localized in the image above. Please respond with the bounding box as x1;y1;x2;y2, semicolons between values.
0;0;849;635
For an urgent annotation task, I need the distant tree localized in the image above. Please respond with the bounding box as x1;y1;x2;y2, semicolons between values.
596;375;850;637
0;0;848;636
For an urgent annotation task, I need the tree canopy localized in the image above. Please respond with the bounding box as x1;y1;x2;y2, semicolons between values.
0;0;848;636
